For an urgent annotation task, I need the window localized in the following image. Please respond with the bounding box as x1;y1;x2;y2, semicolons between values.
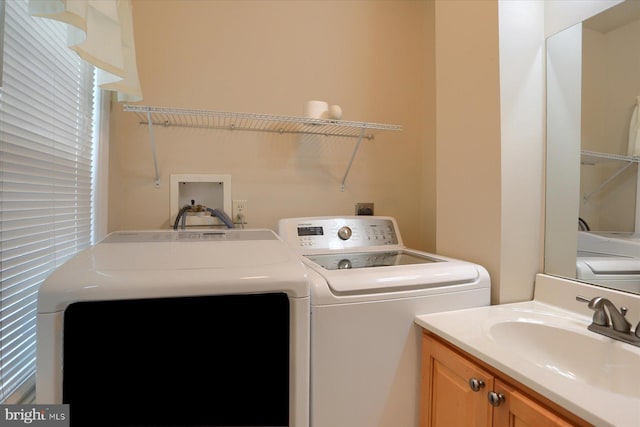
0;0;98;403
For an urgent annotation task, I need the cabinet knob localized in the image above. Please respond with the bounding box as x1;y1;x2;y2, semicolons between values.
488;391;505;407
468;378;485;392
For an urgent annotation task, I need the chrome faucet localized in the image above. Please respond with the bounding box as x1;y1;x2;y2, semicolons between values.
577;295;640;347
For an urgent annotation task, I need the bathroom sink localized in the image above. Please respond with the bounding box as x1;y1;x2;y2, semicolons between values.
488;319;640;398
415;296;640;427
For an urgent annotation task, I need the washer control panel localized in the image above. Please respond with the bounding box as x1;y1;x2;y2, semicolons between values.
279;216;401;252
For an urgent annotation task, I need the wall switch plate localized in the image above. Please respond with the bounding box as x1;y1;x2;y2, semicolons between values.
355;202;374;215
232;200;247;224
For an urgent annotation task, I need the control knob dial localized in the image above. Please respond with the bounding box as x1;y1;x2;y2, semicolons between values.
337;259;352;269
337;226;352;240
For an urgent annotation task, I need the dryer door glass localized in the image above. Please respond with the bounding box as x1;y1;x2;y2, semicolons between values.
62;293;290;427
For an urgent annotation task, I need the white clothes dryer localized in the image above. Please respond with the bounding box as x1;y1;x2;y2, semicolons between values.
278;216;491;427
36;229;310;427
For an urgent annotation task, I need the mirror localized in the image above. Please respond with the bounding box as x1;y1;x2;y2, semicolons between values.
546;0;640;295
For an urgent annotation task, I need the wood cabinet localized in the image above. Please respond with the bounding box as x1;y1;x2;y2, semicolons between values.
492;379;577;427
420;332;592;427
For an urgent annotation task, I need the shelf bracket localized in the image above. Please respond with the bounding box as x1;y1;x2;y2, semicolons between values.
340;127;367;191
583;160;635;202
146;110;161;188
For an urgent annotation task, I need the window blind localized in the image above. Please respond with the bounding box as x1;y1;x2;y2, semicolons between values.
0;0;96;402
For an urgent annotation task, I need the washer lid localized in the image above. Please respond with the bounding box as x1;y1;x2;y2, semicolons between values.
303;251;481;294
578;231;640;258
305;250;438;270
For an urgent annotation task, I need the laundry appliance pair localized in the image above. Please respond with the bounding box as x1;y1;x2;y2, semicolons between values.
36;217;490;427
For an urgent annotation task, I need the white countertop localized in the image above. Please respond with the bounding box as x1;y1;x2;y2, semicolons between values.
415;275;640;427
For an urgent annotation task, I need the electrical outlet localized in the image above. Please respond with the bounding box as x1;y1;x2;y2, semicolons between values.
232;200;247;224
355;202;374;215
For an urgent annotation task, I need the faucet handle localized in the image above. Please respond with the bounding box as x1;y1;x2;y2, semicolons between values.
576;295;609;326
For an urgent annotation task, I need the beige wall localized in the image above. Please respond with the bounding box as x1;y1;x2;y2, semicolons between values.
108;0;618;305
434;1;502;296
544;0;623;37
581;20;640;231
108;0;436;251
109;0;530;304
498;1;545;303
545;23;582;281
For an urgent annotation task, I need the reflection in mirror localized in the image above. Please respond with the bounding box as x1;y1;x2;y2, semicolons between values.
546;1;640;295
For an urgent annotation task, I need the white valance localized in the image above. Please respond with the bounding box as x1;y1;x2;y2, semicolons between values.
28;0;143;101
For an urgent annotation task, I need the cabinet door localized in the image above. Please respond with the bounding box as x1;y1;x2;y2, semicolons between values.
493;379;576;427
421;334;493;427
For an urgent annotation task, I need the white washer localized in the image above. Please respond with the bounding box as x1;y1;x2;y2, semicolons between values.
36;229;310;427
576;231;640;292
578;230;640;257
278;216;491;427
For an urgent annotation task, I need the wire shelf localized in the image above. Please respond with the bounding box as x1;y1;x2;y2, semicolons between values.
581;150;640;165
123;104;402;190
581;150;640;202
124;105;402;139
